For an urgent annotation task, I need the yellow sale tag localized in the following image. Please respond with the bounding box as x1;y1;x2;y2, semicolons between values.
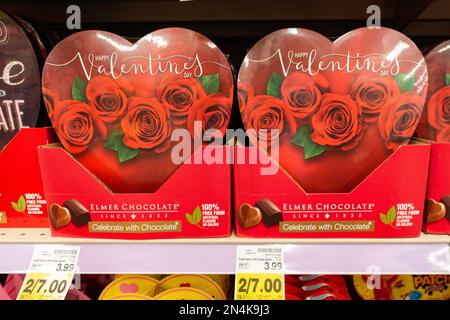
17;272;74;300
235;273;284;300
17;245;80;300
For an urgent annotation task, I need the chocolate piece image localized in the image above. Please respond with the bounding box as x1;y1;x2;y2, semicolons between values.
439;195;450;222
425;198;446;223
63;199;91;227
49;203;71;229
238;203;262;229
255;199;283;227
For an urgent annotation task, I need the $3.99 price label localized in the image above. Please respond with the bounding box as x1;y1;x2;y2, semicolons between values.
17;245;80;300
235;246;285;300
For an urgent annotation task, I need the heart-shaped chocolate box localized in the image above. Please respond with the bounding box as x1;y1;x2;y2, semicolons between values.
42;28;233;193
0;10;41;151
238;27;427;193
416;40;450;142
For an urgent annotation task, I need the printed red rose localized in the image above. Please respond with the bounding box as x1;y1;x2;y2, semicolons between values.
351;76;400;122
53;100;106;154
157;76;206;125
437;127;450;142
311;94;363;151
281;72;329;119
237;83;254;115
427;86;450;130
121;97;171;152
188;93;231;140
86;76;128;123
42;87;59;120
378;92;423;150
244;95;296;148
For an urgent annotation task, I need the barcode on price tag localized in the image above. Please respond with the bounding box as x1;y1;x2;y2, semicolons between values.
17;245;80;300
235;246;285;300
236;246;284;273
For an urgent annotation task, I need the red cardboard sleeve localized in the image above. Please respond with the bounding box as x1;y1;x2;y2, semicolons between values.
234;144;430;238
0;128;56;228
423;143;450;235
38;145;232;239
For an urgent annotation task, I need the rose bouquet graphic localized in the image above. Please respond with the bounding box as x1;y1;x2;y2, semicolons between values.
240;71;423;159
44;74;231;163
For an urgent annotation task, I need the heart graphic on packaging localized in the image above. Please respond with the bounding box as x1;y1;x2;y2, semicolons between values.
119;283;139;294
416;40;450;142
0;10;41;151
238;27;427;193
42;28;233;193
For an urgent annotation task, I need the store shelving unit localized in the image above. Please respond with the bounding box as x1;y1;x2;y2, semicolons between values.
1;229;448;275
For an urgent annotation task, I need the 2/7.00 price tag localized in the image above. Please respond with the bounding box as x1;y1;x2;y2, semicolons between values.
17;245;80;300
235;246;285;300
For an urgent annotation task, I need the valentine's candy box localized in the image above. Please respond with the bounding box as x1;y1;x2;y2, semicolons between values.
415;41;450;235
38;145;232;239
0;128;56;228
238;27;427;194
233;143;430;238
423;142;450;235
41;28;233;195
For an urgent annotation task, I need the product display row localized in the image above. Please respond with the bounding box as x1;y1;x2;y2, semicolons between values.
1;274;449;300
0;6;449;241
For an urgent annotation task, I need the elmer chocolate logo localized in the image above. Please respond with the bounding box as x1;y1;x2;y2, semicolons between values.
238;27;427;193
0;10;41;151
42;28;233;193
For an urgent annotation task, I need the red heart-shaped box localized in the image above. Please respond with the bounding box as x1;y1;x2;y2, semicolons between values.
238;27;427;193
42;28;233;193
416;40;450;142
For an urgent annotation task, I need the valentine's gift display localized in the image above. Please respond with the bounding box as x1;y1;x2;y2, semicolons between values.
41;28;233;194
39;28;233;239
416;41;450;235
234;27;430;238
0;9;55;228
0;0;449;307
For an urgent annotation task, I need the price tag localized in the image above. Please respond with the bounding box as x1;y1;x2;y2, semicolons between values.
235;246;285;300
17;245;80;300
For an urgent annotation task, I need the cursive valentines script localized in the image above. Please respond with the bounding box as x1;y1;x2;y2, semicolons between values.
46;52;230;80
247;49;423;77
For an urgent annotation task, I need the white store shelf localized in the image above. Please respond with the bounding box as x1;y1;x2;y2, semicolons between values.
0;228;448;275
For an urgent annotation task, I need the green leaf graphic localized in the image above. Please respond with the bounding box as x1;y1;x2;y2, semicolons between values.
193;206;202;224
291;126;326;160
104;130;140;163
198;74;219;95
18;195;26;212
394;73;415;93
380;213;389;225
72;77;88;102
387;206;397;224
446;73;450;86
267;72;283;98
185;213;194;225
11;201;19;212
